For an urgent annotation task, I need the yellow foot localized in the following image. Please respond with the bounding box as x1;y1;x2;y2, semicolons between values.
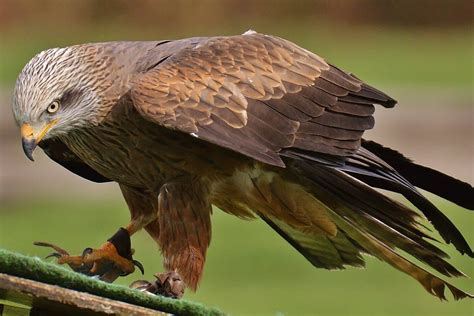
130;271;185;299
34;228;144;283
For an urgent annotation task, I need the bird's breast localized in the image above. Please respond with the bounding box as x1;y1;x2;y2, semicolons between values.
60;109;249;190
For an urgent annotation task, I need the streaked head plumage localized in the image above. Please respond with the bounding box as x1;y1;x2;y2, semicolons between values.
12;44;111;139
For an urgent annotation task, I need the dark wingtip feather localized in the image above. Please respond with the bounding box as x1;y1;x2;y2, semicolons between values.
447;284;474;300
361;140;474;210
412;194;474;258
359;84;397;108
348;140;474;257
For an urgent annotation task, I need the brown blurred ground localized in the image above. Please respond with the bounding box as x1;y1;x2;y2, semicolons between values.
1;0;472;30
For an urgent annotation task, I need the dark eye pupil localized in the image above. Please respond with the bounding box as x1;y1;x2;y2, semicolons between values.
48;102;59;112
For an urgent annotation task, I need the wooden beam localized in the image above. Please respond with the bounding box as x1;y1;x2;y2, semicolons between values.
0;274;167;316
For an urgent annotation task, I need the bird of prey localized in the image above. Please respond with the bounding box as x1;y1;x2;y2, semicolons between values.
12;31;473;300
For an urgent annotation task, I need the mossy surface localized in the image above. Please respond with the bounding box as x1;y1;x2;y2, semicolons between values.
0;248;224;316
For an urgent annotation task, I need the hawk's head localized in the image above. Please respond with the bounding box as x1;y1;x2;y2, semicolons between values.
12;45;114;161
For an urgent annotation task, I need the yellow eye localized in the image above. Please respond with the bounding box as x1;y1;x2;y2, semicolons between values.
47;100;60;114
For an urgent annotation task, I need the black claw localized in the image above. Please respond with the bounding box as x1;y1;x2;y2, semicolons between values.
133;260;145;275
45;252;62;259
82;247;93;258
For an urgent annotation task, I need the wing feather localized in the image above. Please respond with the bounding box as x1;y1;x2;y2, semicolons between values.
126;33;472;298
131;32;396;165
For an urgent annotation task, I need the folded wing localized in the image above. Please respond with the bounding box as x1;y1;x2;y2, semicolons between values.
131;32;395;167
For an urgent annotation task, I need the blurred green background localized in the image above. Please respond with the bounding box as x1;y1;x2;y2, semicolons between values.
0;1;472;315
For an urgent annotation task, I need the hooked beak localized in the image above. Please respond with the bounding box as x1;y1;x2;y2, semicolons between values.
21;120;57;161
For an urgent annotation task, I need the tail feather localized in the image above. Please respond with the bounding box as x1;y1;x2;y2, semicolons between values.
337;144;474;257
285;160;472;300
259;212;366;269
328;206;472;301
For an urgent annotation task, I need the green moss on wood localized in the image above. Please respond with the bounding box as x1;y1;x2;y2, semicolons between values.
0;248;224;316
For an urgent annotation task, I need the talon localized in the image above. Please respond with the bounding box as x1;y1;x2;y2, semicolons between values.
45;252;62;259
82;247;93;258
133;260;145;275
35;228;142;284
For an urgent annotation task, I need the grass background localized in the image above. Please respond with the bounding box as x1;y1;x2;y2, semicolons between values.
1;1;473;315
1;197;472;316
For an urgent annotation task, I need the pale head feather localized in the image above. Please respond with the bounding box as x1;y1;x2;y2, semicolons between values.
12;44;116;138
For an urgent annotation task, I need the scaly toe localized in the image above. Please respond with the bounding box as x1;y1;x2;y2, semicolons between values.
34;239;141;282
35;241;91;272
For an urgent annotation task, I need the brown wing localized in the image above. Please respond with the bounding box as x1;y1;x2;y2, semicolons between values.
130;32;395;167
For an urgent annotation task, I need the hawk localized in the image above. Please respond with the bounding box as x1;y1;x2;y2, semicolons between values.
12;31;473;300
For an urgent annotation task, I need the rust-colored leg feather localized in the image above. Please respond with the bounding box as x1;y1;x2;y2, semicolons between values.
154;180;212;291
